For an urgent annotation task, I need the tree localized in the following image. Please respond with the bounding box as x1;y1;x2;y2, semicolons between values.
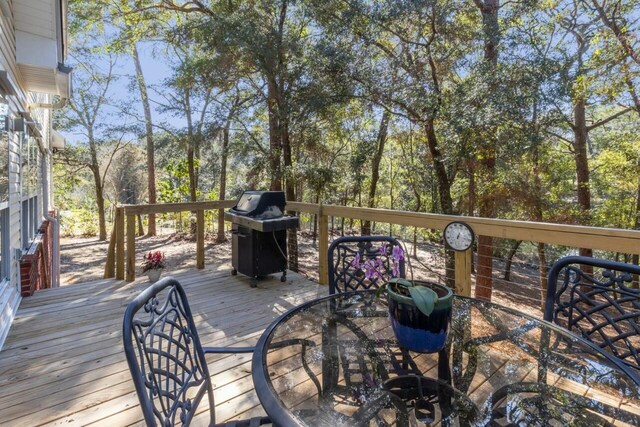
471;0;501;301
57;53;128;240
154;43;218;203
361;110;390;235
71;0;164;235
113;0;165;235
314;0;469;216
544;0;632;270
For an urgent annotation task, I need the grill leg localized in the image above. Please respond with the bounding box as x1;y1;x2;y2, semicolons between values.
231;268;237;276
250;277;258;288
281;270;287;282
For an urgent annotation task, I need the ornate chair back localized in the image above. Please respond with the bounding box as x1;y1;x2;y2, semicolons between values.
545;256;640;371
328;235;405;295
123;277;215;426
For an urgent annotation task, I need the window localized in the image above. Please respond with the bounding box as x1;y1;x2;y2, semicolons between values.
0;103;8;281
0;208;8;280
21;131;40;249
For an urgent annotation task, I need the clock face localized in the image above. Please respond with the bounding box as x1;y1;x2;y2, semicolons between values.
444;222;474;251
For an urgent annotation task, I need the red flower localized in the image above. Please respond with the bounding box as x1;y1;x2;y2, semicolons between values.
142;251;166;272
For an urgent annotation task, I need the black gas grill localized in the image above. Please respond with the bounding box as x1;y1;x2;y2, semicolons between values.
224;191;299;287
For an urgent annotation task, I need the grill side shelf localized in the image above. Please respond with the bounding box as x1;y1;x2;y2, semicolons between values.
225;212;299;232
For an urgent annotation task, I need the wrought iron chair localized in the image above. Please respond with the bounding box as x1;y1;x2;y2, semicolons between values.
325;236;426;402
123;277;272;427
328;235;406;294
488;256;640;424
545;255;640;372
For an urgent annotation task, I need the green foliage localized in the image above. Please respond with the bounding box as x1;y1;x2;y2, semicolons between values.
58;0;640;242
158;159;200;203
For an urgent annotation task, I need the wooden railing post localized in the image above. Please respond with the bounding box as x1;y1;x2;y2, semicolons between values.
319;205;329;285
116;207;125;280
196;209;205;269
455;249;472;297
126;212;136;282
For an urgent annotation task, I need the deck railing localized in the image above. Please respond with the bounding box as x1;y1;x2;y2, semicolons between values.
104;200;640;304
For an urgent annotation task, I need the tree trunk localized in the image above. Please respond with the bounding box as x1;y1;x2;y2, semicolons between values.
537;242;548;311
573;98;591;220
137;214;144;236
281;110;298;272
532;114;550;303
217;121;231;243
267;78;282;191
132;43;157;236
185;90;198;203
183;89;199;235
312;192;319;244
503;240;522;281
468;161;476;216
573;98;593;261
91;166;107;241
633;156;640;288
412;192;422;259
362;110;390;235
473;0;500;301
424;119;453;215
424;119;455;287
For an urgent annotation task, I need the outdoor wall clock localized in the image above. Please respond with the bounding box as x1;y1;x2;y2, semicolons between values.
444;221;474;251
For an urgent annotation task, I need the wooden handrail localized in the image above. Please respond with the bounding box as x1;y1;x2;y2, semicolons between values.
105;200;640;291
289;203;640;252
121;200;235;215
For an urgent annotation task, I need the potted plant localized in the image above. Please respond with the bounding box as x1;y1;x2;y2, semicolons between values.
142;251;166;282
381;278;453;353
353;243;453;353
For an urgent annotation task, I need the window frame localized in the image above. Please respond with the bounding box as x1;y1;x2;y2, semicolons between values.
20;130;41;250
0;208;8;282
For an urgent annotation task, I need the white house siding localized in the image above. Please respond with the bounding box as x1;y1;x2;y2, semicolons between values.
0;3;57;349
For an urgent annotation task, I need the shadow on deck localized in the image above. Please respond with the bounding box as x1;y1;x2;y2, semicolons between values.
0;267;322;426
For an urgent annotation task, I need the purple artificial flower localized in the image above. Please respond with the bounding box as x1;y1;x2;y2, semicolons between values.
391;246;404;277
378;242;388;256
392;245;404;262
350;243;405;280
363;259;377;279
350;252;361;269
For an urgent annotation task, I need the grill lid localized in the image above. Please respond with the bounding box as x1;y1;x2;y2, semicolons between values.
229;190;286;217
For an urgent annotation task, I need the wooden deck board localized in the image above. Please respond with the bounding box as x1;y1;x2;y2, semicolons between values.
0;268;322;426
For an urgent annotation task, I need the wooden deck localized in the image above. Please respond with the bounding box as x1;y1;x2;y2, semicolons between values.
1;265;638;426
0;267;322;426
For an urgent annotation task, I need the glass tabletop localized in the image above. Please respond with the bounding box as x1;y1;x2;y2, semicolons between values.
252;290;640;426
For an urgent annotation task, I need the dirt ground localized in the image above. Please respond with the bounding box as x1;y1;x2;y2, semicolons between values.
60;234;235;284
60;232;544;318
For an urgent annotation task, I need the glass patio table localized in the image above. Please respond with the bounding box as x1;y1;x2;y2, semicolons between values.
252;290;640;426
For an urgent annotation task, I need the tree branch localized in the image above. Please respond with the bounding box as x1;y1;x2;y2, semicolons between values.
586;107;632;131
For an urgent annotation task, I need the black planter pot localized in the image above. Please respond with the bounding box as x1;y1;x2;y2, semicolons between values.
386;280;453;353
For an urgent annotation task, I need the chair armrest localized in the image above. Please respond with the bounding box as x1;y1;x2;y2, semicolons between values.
203;346;256;354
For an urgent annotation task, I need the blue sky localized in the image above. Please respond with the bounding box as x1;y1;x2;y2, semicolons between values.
60;40;179;144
